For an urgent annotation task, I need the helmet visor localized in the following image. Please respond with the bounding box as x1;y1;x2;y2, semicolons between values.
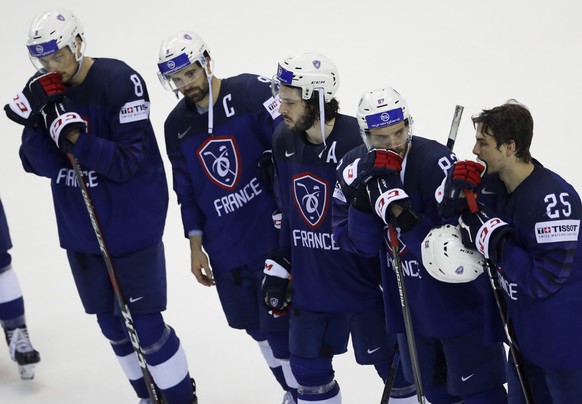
158;55;205;92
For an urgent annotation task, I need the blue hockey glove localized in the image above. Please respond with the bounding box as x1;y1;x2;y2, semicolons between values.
4;73;66;127
40;98;86;150
262;251;292;316
459;207;513;265
436;160;486;218
366;175;419;232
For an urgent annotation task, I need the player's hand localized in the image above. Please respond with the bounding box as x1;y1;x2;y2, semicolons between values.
436;160;486;218
366;175;411;226
459;206;513;265
190;244;215;286
348;149;403;190
4;73;66;127
262;251;292;316
40;98;86;150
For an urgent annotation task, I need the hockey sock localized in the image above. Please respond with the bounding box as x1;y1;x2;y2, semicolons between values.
257;339;291;390
281;358;299;401
133;314;193;404
0;265;26;329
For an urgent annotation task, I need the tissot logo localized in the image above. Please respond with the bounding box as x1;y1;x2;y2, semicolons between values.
535;219;580;244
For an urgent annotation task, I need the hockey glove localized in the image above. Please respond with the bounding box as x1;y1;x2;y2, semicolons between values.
40;98;86;150
342;149;403;191
4;73;65;126
258;149;276;190
366;175;418;231
459;207;513;265
436;160;487;218
262;251;292;316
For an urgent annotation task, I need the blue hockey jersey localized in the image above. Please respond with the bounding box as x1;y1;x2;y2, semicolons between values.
273;114;384;313
19;58;168;256
333;137;499;338
479;162;582;370
164;74;282;273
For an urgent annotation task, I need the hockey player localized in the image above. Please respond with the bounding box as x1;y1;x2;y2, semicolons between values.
4;9;196;403
157;31;296;403
0;198;40;380
447;100;582;402
331;86;508;403
262;53;416;403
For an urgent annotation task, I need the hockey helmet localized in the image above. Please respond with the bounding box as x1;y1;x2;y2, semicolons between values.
357;86;411;132
421;224;486;283
157;31;210;92
26;8;86;71
272;53;339;102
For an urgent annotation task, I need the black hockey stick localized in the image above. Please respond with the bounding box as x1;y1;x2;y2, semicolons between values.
67;153;162;404
379;341;400;403
386;224;425;404
380;105;466;404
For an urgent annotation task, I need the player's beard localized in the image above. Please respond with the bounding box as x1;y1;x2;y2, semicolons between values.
283;108;318;134
183;79;210;105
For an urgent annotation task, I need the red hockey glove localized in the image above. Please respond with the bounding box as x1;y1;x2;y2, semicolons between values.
4;73;66;127
436;160;487;218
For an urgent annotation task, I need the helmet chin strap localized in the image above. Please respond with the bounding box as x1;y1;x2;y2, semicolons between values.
69;41;86;82
205;60;214;136
317;89;327;158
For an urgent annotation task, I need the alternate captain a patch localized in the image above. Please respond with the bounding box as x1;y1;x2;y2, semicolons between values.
197;136;241;190
293;173;328;229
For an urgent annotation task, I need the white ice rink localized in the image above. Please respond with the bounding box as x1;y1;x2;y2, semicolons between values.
0;1;581;402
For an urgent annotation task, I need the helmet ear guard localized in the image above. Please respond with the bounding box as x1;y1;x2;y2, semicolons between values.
421;224;486;283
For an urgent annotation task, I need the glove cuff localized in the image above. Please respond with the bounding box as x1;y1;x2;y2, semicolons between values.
374;188;409;224
264;258;290;279
49;111;86;147
476;217;509;259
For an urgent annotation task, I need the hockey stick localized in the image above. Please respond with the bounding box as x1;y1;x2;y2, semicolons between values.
67;153;162;404
386;225;425;404
380;105;466;404
465;190;535;404
379;343;400;403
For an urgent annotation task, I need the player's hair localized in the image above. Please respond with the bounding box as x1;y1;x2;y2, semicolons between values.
471;100;533;163
303;95;340;127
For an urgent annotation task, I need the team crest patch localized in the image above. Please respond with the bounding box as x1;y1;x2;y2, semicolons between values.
197;136;240;190
293;173;328;229
312;60;321;69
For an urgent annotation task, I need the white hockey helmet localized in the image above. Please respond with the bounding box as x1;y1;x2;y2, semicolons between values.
273;53;339;102
357;86;411;132
157;31;210;92
421;224;486;283
26;8;86;71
